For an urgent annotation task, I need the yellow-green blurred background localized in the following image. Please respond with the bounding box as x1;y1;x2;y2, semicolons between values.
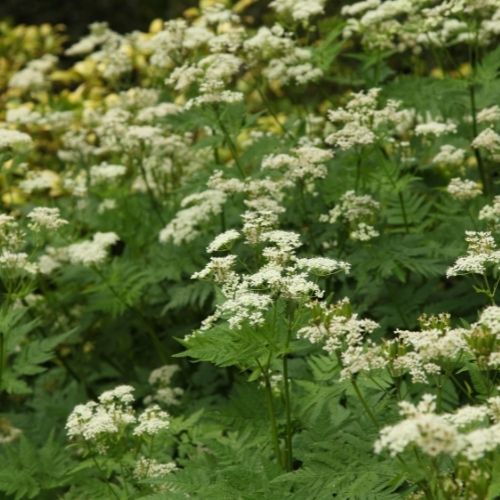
0;0;196;39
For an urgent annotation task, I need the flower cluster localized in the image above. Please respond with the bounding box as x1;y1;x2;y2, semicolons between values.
320;190;380;241
0;129;32;150
471;128;500;153
375;394;500;461
479;195;500;231
9;54;57;92
192;212;350;332
0;418;22;444
446;177;482;201
446;231;500;278
66;385;171;453
389;313;469;383
0;207;68;277
299;298;384;379
342;0;500;53
65;232;120;266
270;0;326;24
432;144;466;166
144;364;184;407
27;207;68;231
325;88;406;150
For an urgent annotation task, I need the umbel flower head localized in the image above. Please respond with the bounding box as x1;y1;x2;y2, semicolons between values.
66;232;120;266
191;208;350;333
375;394;500;461
447;231;500;278
0;129;32;150
446;178;482;201
66;385;171;454
27;207;68;231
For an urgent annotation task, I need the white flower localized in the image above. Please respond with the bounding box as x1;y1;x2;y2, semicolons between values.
350;222;379;241
270;0;326;23
90;163;127;184
244;25;293;60
299;298;379;362
27;207;68;231
325;89;407;148
133;405;170;436
20;170;59;194
262;146;332;182
0;419;22;444
261;230;302;252
325;122;376;149
184;79;244;109
477;105;500;124
446;231;500;278
0;251;38;274
192;255;237;286
295;257;351;275
98;385;135;405
66;232;119;266
376;395;500;461
222;291;273;329
0;129;32;150
8;55;56;91
98;199;118;214
375;395;461;457
133;457;177;479
145;365;184;407
391;323;469;383
341;0;381;17
479;195;500;229
476;305;500;337
280;272;323;300
159;189;227;245
471;128;500;152
432;144;466;166
207;229;240;253
446;406;488;428
148;365;179;386
322;191;380;241
65;385;137;447
340;343;386;379
415;120;457;137
6;106;42;125
460;425;500;460
446;178;482;201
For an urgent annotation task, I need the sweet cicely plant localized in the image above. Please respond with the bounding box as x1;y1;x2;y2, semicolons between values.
0;0;498;498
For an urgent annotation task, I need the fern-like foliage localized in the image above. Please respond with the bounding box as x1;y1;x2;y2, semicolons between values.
0;433;72;499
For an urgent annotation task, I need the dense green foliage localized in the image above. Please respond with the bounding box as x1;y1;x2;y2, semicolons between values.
0;0;499;498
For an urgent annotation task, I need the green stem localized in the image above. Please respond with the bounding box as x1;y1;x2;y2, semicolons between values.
448;371;473;403
282;355;293;471
412;448;435;500
256;357;283;469
137;157;166;225
351;377;380;429
436;374;443;412
0;332;4;392
354;154;362;193
282;304;295;471
430;457;444;499
86;444;121;500
214;106;245;178
469;84;489;196
482;274;497;305
255;85;294;141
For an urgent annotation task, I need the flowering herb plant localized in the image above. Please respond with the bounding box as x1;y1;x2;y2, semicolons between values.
0;0;499;498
